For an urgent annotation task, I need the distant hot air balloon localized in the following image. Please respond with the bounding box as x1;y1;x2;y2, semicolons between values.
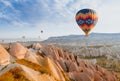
22;36;25;39
75;9;98;36
41;30;43;33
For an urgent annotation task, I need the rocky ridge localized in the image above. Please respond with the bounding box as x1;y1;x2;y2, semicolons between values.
0;43;119;81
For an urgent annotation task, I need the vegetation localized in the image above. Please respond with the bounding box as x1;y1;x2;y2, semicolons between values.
97;60;120;80
80;55;120;80
78;55;120;73
77;55;120;80
97;59;120;73
81;55;106;59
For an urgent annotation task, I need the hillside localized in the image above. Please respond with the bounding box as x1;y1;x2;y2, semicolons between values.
43;33;120;46
42;33;120;63
0;42;119;81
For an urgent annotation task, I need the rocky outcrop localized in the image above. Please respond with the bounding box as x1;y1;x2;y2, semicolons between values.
25;50;39;64
0;44;10;65
32;43;42;50
9;43;27;59
41;45;119;81
0;43;119;81
44;57;66;81
57;45;120;62
0;63;41;81
39;74;56;81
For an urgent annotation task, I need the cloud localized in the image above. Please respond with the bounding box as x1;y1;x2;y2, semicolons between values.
0;0;120;38
0;0;106;27
11;21;30;27
0;0;37;27
0;13;8;19
0;0;12;7
36;0;105;22
0;1;20;21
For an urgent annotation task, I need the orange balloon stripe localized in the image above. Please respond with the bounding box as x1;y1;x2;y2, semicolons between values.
76;15;98;21
79;24;95;29
79;25;94;36
76;13;98;21
76;13;98;19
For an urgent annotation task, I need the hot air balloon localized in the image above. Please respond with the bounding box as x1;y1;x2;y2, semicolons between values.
22;36;25;39
75;9;98;36
41;30;43;33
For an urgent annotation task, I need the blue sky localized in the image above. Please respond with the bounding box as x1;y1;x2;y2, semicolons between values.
0;0;120;39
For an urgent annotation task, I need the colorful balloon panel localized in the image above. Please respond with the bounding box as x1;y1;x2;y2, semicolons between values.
75;9;98;36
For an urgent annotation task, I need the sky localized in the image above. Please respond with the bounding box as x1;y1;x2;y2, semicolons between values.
0;0;120;39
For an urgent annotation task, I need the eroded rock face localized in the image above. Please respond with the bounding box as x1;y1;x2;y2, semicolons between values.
25;50;39;64
0;43;119;81
42;45;60;60
0;44;10;65
45;58;66;81
41;45;119;81
9;43;27;59
39;74;56;81
32;43;42;50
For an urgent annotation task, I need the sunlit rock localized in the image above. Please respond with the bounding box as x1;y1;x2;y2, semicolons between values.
0;44;10;65
9;43;27;59
32;43;42;50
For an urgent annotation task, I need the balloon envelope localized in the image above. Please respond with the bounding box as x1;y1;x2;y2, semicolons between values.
41;30;43;33
75;9;98;36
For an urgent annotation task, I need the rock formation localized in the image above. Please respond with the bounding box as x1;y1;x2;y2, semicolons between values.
41;44;119;81
0;43;119;81
25;50;39;64
32;43;42;50
9;43;27;59
0;44;10;65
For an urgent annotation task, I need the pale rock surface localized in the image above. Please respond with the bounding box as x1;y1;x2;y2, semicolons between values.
9;43;27;59
58;48;64;58
0;44;10;65
0;63;16;76
25;50;39;64
57;57;67;72
39;74;56;81
32;43;42;50
0;43;119;81
69;62;79;72
34;56;66;81
44;57;65;81
20;64;41;81
41;44;119;81
68;72;91;81
42;45;60;60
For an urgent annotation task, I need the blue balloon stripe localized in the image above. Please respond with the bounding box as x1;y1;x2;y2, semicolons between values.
77;18;97;26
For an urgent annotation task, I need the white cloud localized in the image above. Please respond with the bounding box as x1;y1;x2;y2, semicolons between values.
0;0;27;26
11;21;30;27
1;0;13;7
36;0;105;22
28;0;109;38
1;0;120;38
0;13;9;19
